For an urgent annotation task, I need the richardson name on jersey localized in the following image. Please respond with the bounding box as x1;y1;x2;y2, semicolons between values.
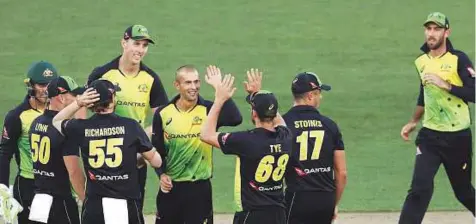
85;126;126;137
116;100;146;107
294;120;323;129
34;169;55;177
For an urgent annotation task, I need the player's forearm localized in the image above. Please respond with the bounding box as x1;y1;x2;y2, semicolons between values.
64;156;85;200
142;149;162;168
71;174;86;201
335;170;347;205
149;152;162;168
53;101;81;131
410;106;424;123
201;100;225;146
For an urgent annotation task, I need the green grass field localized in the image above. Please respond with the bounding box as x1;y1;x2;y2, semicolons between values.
1;0;474;215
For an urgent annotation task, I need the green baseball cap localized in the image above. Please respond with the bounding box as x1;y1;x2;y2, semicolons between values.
123;25;155;44
25;61;59;84
424;12;450;29
47;76;86;98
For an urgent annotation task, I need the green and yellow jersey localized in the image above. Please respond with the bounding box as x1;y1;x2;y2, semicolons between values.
152;95;242;182
415;40;475;132
87;56;169;127
0;96;44;185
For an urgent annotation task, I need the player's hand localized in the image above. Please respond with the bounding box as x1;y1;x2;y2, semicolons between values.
332;206;338;220
400;121;417;141
423;73;451;91
160;174;173;193
215;74;237;103
76;88;100;107
205;65;223;89
243;68;262;94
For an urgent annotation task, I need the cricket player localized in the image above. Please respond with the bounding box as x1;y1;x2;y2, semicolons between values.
200;70;293;224
28;76;85;224
52;79;163;224
283;72;347;224
152;65;242;223
399;12;475;223
0;61;58;223
87;24;169;214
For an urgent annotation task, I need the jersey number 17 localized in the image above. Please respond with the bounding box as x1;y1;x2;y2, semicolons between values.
296;130;325;161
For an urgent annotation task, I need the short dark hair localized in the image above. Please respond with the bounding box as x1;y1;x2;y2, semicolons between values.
292;92;307;100
89;100;113;113
252;108;275;123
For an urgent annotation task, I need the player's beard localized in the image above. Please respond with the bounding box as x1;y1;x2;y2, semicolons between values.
426;36;444;50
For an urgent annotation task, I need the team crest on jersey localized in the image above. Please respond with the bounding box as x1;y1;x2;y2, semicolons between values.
440;64;452;71
192;116;202;125
2;127;8;139
138;84;148;93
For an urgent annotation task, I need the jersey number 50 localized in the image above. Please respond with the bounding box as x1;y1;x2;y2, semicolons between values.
89;138;124;168
31;134;51;164
255;154;289;183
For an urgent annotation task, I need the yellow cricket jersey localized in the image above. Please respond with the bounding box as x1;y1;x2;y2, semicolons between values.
88;56;168;127
415;40;475;132
152;95;242;181
0;96;43;184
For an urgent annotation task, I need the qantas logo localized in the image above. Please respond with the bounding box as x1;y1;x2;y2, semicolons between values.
88;171;96;180
33;169;55;177
294;167;307;176
295;166;331;176
88;171;129;181
249;181;258;190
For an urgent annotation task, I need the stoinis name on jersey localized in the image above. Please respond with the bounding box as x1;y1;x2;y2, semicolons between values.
294;120;323;129
84;126;126;137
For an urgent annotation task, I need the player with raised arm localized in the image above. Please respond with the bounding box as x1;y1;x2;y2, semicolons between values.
200;70;293;224
152;65;242;224
52;79;162;224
